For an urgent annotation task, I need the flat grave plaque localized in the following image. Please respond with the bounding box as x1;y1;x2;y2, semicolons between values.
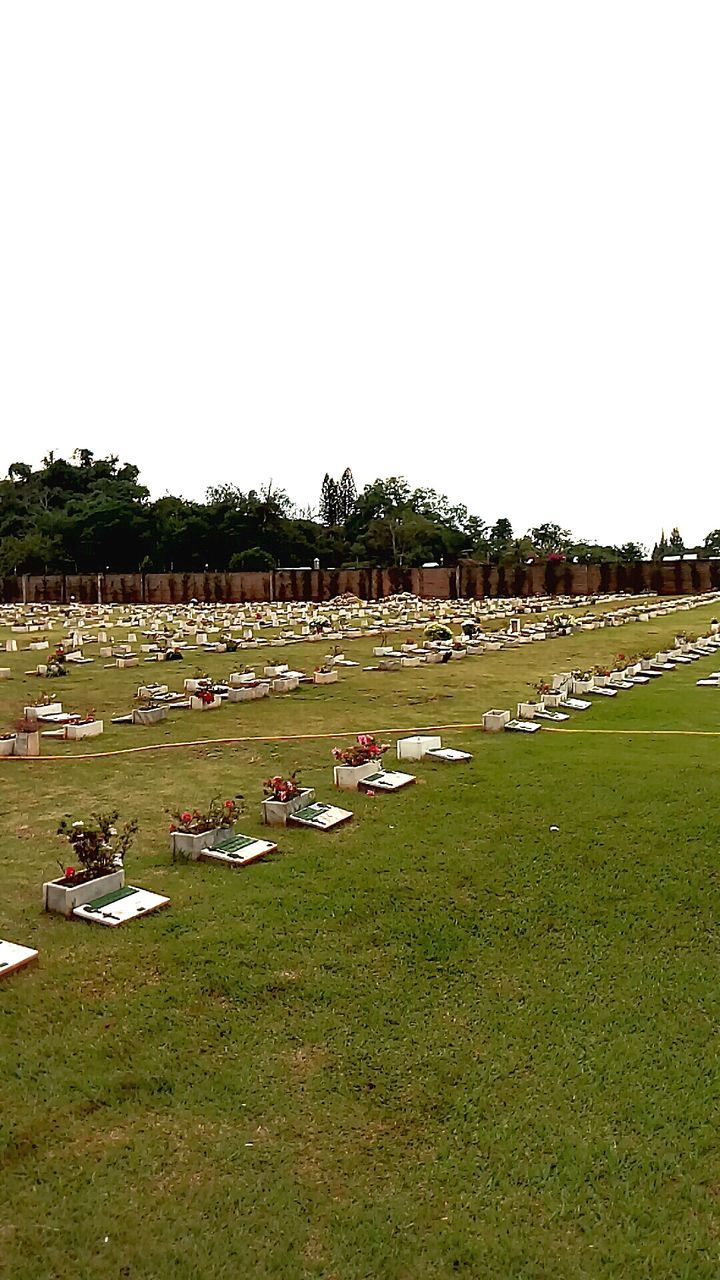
358;770;416;792
288;803;353;830
425;747;473;762
0;940;38;979
589;687;618;697
505;719;542;733
559;697;592;710
535;710;571;721
200;834;276;866
73;886;170;927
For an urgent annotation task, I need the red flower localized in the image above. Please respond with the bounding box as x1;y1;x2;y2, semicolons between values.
224;800;234;808
181;811;192;824
65;866;75;878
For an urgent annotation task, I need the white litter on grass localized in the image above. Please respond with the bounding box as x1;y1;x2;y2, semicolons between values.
550;826;559;832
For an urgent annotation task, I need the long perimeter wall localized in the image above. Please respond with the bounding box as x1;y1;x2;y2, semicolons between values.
2;561;720;605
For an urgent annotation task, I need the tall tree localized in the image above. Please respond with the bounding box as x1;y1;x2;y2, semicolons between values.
337;468;357;522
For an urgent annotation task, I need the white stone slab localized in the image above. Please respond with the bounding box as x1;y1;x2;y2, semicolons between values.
199;834;276;866
73;886;170;926
0;940;38;978
396;735;442;761
288;803;353;830
534;710;571;721
588;687;618;698
505;719;542;733
559;698;592;710
358;770;416;791
425;747;473;762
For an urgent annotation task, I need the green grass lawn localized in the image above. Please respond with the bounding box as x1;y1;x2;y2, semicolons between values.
2;601;720;1278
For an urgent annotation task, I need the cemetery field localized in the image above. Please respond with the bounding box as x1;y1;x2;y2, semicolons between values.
2;602;720;1277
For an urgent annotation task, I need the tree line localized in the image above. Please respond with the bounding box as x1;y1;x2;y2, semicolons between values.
0;451;717;574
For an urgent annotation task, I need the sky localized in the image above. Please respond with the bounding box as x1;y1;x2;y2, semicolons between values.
1;2;718;552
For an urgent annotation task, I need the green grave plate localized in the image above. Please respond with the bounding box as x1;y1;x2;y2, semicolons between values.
295;804;331;821
215;835;258;854
86;886;140;911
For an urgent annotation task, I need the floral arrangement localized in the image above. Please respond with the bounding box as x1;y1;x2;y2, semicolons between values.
314;662;333;674
263;773;302;803
13;715;38;735
424;622;453;642
169;797;242;835
163;648;183;661
194;687;217;705
592;664;611;677
534;679;551;698
57;811;138;884
67;709;97;724
332;733;389;768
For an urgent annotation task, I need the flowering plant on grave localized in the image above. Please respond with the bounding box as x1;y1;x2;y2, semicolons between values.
13;715;38;735
332;734;389;767
57;811;138;881
424;622;453;643
263;773;302;803
168;797;242;835
194;687;217;705
314;661;334;674
67;709;97;725
534;679;552;698
592;664;611;677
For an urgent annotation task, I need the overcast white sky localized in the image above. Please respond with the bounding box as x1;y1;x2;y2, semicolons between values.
1;3;718;550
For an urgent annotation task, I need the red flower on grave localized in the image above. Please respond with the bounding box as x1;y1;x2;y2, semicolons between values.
66;866;75;878
224;800;234;808
181;811;192;824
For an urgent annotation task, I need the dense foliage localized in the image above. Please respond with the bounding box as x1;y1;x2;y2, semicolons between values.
0;451;710;572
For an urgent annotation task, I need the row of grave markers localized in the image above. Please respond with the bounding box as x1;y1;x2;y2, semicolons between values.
1;735;472;973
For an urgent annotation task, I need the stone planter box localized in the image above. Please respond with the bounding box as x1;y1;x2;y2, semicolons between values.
483;709;511;733
229;672;257;687
272;676;299;694
313;670;338;685
264;665;289;678
171;824;235;859
517;702;539;720
552;673;572;689
137;684;168;699
333;761;377;790
228;683;269;703
396;735;442;761
571;677;594;694
116;656;139;669
0;737;15;756
132;707;168;726
13;731;40;757
542;691;563;707
450;649;467;660
592;674;610;687
0;668;11;680
373;647;394;657
423;651;445;663
190;695;222;711
261;788;315;827
400;656;421;668
44;867;125;917
65;720;104;740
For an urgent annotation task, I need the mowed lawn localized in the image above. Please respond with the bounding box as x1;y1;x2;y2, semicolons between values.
2;601;720;1278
